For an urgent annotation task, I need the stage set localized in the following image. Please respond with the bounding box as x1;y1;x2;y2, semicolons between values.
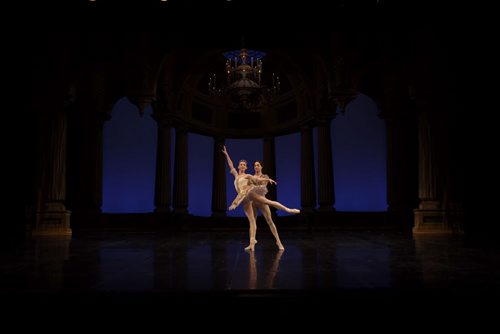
8;27;497;325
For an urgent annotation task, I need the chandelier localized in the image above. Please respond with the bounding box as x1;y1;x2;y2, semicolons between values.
208;48;280;111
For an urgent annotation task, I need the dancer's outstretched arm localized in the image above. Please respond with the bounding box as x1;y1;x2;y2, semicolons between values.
248;175;277;185
222;145;237;177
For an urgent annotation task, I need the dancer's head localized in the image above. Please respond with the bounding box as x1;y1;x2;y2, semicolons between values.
254;160;263;174
238;159;248;172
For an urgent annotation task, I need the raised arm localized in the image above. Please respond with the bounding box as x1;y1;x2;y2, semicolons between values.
248;174;277;185
222;145;238;177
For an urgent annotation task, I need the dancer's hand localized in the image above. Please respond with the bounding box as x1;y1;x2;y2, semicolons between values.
268;178;277;185
221;145;228;155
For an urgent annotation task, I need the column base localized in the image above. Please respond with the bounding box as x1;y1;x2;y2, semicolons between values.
318;205;335;213
154;207;171;213
34;203;72;236
413;209;462;234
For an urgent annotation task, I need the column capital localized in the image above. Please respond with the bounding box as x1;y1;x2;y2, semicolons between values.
330;91;358;114
128;94;156;117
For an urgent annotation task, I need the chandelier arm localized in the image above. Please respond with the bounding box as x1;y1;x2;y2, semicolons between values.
209;48;280;111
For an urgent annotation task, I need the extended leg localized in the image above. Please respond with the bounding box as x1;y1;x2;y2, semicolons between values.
243;201;258;251
249;193;300;214
257;203;284;250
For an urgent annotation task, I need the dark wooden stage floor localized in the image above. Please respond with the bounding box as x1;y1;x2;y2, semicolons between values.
1;224;498;327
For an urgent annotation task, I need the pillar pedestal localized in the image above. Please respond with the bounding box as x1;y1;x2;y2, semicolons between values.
34;202;72;236
413;201;461;234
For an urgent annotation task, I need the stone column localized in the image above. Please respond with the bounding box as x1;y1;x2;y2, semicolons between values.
413;109;449;233
317;118;335;212
173;127;188;215
300;125;316;212
211;137;227;218
153;116;172;213
263;136;277;214
35;107;72;236
412;31;457;234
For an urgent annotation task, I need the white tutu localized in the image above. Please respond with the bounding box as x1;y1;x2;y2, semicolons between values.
230;174;270;209
250;185;268;196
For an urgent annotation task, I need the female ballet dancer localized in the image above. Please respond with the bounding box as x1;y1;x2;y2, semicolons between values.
251;160;285;250
222;146;300;251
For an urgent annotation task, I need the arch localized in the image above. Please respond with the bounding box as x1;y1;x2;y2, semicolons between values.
332;93;387;211
102;97;157;213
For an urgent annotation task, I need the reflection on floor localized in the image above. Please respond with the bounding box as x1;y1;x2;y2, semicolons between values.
1;227;499;324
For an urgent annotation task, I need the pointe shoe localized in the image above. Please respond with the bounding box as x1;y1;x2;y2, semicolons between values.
244;239;258;252
286;208;300;214
276;242;285;251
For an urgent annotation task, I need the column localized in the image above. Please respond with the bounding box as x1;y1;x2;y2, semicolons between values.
317;118;335;212
263;136;277;215
300;125;316;212
412;31;457;234
173;127;188;215
413;109;449;233
35;107;72;236
211;137;227;217
153;117;172;213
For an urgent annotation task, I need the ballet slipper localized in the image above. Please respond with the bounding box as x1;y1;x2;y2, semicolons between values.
244;239;258;252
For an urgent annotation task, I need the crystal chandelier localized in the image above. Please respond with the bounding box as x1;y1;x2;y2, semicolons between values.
208;48;280;110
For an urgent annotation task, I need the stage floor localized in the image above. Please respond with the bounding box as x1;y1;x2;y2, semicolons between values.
1;227;498;324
